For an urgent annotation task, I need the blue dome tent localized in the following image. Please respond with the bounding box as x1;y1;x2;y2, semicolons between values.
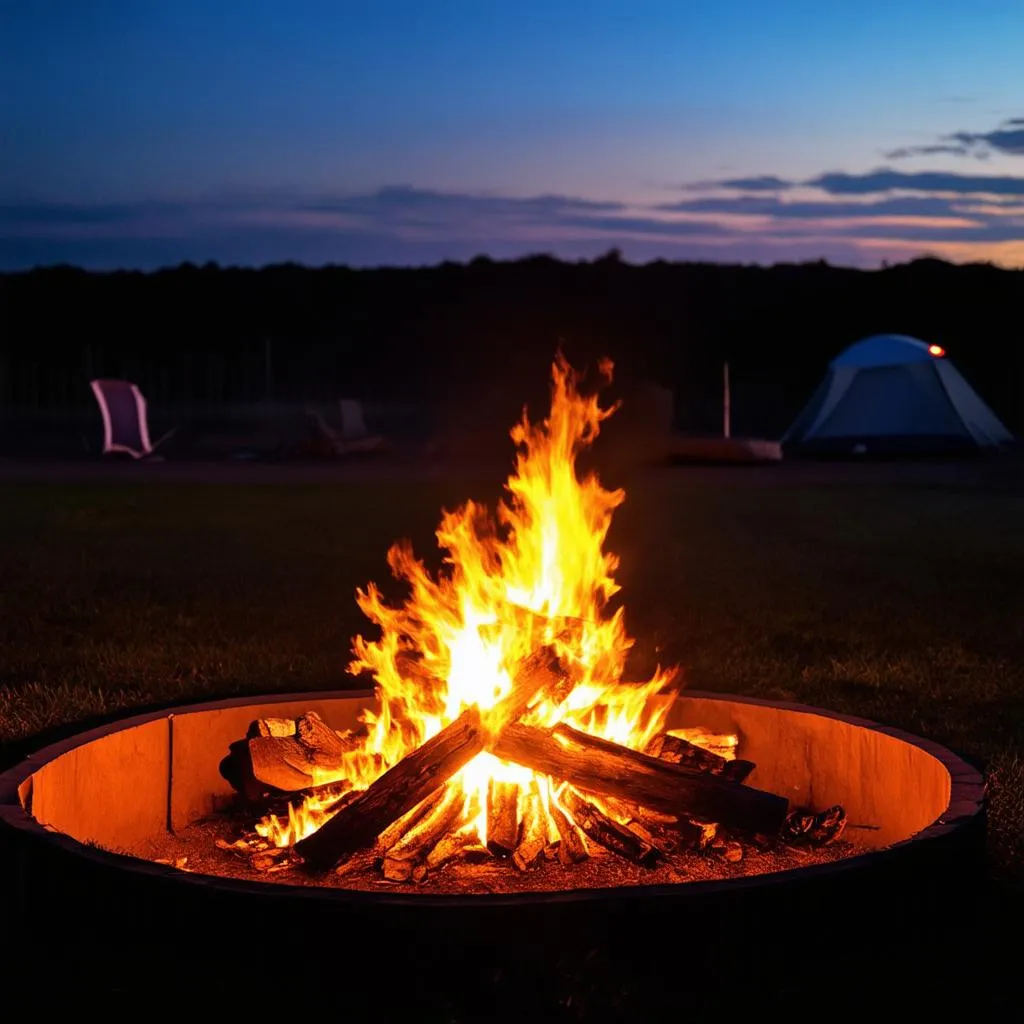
782;334;1013;456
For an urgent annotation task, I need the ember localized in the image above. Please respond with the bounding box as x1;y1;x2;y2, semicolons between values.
218;356;845;885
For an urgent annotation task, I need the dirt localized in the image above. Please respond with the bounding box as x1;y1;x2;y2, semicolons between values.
130;815;861;894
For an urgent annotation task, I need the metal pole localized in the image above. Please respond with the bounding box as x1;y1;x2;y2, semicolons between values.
723;361;731;439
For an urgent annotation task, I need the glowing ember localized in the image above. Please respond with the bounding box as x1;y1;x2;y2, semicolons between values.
260;356;700;856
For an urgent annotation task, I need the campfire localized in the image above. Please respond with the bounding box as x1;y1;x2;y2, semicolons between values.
218;356;846;886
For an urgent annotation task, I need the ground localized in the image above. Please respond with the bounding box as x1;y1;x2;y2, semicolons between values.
0;456;1022;1008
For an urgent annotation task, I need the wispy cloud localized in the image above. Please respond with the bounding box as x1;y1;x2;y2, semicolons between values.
3;170;1024;271
884;115;1024;160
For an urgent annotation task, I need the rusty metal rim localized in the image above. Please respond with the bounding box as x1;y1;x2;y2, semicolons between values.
0;689;986;909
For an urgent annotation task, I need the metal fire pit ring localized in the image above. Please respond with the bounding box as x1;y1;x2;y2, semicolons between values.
0;690;985;996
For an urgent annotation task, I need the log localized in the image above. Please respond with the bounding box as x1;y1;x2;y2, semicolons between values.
382;785;464;881
550;794;589;866
424;825;475;872
222;712;357;796
252;717;297;738
492;722;790;836
512;785;548;871
486;780;520;856
604;799;719;852
560;788;658;865
334;790;445;877
647;732;755;783
296;646;563;870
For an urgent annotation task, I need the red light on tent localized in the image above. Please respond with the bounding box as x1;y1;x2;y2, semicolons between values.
928;344;945;357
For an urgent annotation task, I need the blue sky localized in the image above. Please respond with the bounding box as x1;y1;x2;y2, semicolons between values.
2;0;1023;269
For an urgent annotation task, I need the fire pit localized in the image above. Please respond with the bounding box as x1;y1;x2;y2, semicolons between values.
0;690;985;991
0;357;987;996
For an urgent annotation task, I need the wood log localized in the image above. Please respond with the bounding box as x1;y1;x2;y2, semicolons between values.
647;731;755;783
512;785;548;871
223;712;357;796
296;646;563;870
603;798;720;852
382;785;464;881
334;790;445;877
251;717;297;738
550;794;589;866
560;788;658;865
486;780;520;857
424;825;475;872
492;722;789;836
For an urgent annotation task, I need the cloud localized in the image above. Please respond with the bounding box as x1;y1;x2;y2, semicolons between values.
684;175;794;192
883;143;977;160
885;116;1024;159
657;195;967;219
2;178;1022;272
686;168;1024;198
809;169;1024;197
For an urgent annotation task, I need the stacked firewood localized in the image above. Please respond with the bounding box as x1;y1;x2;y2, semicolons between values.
219;647;846;881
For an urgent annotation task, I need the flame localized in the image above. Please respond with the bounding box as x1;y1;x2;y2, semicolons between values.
262;355;682;850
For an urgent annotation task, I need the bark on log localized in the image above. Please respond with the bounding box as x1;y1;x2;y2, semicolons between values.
560;788;658;865
296;646;563;870
424;826;475;872
512;785;548;871
486;780;520;857
223;712;357;796
550;794;589;866
492;722;789;836
334;790;444;877
604;798;720;852
647;732;756;783
382;785;464;881
251;717;298;739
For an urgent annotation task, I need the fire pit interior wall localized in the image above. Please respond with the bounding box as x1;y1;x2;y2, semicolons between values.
16;692;954;856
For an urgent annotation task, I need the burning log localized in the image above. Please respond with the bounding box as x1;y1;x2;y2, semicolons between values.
602;799;719;853
647;732;756;783
606;800;720;852
549;792;589;865
334;789;445;876
512;784;548;871
492;722;790;836
560;787;658;865
486;780;520;856
296;646;563;870
424;826;475;873
382;786;464;881
221;712;358;798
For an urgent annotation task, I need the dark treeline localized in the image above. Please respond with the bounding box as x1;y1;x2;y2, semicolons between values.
1;251;1022;439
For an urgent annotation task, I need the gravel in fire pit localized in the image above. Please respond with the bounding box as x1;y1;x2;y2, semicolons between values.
131;817;862;894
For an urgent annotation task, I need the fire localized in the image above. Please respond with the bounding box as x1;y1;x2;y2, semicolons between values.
262;355;680;851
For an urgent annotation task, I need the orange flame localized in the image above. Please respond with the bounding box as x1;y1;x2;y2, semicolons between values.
263;355;678;849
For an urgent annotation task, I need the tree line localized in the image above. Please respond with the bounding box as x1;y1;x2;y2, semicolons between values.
1;252;1021;438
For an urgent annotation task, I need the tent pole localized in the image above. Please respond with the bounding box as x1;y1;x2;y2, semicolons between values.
723;361;731;439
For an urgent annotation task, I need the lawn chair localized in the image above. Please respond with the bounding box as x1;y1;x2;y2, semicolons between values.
90;379;175;459
306;399;386;455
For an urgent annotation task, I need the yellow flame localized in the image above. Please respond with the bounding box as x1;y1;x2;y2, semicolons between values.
263;355;680;848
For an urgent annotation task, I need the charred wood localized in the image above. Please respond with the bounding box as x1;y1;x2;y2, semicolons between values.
296;647;563;870
559;788;659;865
646;732;755;783
486;780;520;857
493;722;789;836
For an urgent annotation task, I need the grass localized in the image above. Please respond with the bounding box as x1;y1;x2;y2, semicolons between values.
1;466;1023;885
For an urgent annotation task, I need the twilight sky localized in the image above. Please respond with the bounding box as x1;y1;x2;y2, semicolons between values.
2;0;1023;270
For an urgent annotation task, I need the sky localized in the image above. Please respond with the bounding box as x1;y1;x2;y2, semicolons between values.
2;0;1023;270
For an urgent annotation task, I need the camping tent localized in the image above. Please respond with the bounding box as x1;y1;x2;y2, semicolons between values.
782;334;1013;456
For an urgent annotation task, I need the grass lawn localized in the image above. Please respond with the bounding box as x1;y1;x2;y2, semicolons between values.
1;464;1022;888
